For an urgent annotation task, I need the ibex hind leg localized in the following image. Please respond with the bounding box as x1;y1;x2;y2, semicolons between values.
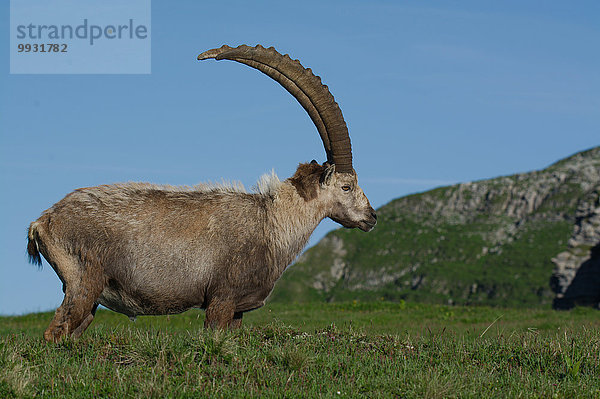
70;303;99;339
44;251;104;343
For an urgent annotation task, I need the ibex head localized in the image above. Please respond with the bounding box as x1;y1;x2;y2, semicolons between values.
320;164;377;232
198;45;376;232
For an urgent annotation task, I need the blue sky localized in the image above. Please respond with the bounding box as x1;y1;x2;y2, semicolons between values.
1;1;598;315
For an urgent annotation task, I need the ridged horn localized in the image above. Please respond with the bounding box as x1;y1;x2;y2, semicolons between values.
198;44;353;173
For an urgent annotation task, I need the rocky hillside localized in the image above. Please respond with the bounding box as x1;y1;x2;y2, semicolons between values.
270;147;600;308
551;188;600;309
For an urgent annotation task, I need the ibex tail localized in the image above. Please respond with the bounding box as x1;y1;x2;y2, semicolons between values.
27;222;42;267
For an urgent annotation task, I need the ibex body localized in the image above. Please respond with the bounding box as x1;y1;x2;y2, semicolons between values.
27;45;376;342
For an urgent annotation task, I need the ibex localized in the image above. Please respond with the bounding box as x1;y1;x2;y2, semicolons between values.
27;45;377;342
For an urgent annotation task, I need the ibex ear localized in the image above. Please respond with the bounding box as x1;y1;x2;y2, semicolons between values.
320;163;336;186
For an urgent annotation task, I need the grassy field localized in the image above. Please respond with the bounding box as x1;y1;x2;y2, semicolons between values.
1;302;599;398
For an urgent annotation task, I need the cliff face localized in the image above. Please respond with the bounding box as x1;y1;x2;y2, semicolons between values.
270;147;600;308
551;188;600;309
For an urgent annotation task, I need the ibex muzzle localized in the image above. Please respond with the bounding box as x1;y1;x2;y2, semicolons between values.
27;44;376;342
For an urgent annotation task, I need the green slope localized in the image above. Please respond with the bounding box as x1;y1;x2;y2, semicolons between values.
270;147;600;308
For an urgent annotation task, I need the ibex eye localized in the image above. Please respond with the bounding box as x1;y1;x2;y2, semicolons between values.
342;185;351;191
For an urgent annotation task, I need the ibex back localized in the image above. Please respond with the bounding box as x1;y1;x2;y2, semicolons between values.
27;45;376;342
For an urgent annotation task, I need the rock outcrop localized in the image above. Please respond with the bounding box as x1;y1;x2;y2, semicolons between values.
551;188;600;309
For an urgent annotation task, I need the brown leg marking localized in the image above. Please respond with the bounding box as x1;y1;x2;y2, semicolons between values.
44;304;69;343
204;299;236;329
44;257;104;343
70;303;99;339
71;313;94;339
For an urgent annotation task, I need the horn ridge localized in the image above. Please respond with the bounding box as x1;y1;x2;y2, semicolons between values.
198;44;353;173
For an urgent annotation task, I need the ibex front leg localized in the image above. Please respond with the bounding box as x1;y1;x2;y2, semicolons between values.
204;298;238;329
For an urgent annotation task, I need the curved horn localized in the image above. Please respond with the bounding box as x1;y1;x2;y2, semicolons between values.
198;45;353;173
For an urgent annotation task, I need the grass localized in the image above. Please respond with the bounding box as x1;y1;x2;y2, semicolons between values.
1;302;600;398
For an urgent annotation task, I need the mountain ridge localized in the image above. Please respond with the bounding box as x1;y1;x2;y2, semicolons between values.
270;147;600;308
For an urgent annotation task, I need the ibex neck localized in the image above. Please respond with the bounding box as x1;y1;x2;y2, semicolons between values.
268;182;326;273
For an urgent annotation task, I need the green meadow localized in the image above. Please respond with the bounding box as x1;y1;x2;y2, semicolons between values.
1;302;599;398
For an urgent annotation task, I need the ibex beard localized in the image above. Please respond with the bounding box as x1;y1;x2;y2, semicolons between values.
27;45;376;343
